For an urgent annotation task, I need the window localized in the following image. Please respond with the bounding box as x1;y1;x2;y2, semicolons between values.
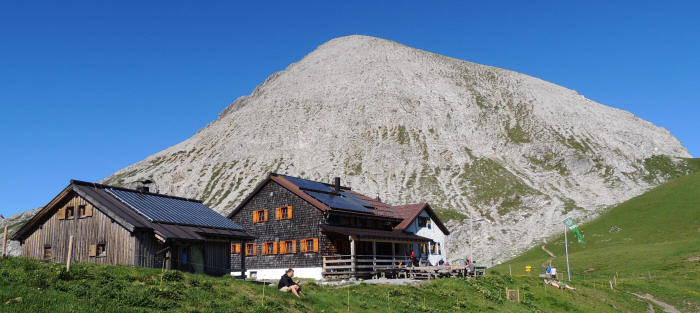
418;217;427;227
253;209;268;223
77;205;93;218
427;219;432;229
57;208;66;220
65;206;75;219
43;246;52;260
245;243;257;256
231;244;242;254
279;240;296;254
262;242;278;255
430;242;442;255
89;244;106;257
275;206;293;220
300;238;319;253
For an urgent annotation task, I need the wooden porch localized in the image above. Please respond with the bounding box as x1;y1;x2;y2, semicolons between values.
322;255;487;280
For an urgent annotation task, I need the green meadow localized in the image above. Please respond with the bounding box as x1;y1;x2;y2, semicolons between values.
1;172;698;312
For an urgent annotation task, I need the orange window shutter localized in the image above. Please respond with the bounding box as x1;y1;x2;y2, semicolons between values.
275;207;281;220
89;244;97;257
253;212;257;223
263;209;268;221
300;240;307;253
280;241;286;254
273;242;278;254
292;240;297;253
313;238;319;252
288;206;293;219
57;208;66;220
85;205;93;217
262;243;268;255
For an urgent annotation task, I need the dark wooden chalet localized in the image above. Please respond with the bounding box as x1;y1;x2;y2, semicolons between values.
12;180;254;276
227;173;450;280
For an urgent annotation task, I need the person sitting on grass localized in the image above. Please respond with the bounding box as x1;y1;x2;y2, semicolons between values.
278;268;304;298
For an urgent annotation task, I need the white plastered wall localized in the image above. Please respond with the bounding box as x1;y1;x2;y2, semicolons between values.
407;211;447;265
232;267;323;281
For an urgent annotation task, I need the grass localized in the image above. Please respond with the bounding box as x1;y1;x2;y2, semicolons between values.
435;208;467;222
0;256;668;312
643;155;700;183
492;171;700;312
460;157;543;215
505;122;531;144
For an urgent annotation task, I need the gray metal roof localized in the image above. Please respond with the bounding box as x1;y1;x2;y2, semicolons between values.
107;188;244;230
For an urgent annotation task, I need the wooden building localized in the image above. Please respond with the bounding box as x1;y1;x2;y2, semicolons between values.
12;180;254;276
227;173;450;280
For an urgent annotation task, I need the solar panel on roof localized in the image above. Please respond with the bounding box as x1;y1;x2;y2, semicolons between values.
305;191;374;214
339;191;376;209
281;175;333;192
106;189;244;230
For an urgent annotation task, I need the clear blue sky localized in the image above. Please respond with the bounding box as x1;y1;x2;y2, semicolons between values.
1;1;698;218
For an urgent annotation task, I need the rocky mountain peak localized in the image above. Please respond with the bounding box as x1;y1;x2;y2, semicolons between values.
103;36;691;264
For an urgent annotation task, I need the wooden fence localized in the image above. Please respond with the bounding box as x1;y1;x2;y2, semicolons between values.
322;255;424;279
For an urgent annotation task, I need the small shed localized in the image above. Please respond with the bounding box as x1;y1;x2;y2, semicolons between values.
12;180;254;276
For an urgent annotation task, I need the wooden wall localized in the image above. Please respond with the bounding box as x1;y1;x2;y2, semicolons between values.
230;181;326;269
21;193;135;265
134;231;165;269
204;240;231;276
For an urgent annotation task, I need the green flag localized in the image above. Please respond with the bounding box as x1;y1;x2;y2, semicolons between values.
563;217;583;243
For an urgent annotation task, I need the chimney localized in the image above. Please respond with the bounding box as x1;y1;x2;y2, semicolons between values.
136;179;154;194
334;177;341;193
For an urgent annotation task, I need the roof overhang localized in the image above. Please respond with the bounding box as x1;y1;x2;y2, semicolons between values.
321;224;431;244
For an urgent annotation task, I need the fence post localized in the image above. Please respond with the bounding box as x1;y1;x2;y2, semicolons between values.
350;237;356;277
66;236;74;271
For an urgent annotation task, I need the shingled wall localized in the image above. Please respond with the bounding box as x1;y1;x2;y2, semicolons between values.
230;181;328;269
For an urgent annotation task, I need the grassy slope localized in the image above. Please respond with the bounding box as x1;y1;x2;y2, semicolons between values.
0;256;661;313
493;171;700;312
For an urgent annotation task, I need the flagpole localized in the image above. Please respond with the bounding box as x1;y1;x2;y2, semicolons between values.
564;224;571;281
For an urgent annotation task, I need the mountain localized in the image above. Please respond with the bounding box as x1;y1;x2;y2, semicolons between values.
102;35;693;265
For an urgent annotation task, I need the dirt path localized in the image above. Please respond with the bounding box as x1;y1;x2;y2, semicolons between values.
541;245;556;258
629;292;681;313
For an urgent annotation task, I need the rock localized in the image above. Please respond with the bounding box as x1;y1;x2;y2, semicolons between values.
101;35;691;265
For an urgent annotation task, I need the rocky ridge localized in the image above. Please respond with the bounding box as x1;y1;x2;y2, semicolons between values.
102;35;692;264
1;208;42;256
